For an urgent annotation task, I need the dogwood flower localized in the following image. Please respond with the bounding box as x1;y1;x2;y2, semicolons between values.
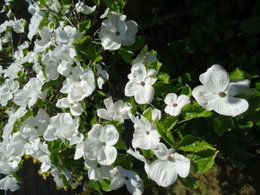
60;66;96;102
84;124;119;165
192;65;251;117
109;166;144;195
84;159;112;181
149;143;190;187
99;12;138;50
132;116;160;150
164;93;190;116
43;113;79;143
20;109;50;138
97;97;131;123
13;77;43;108
125;63;157;104
0;79;19;106
56;98;83;116
0;175;20;192
75;1;96;15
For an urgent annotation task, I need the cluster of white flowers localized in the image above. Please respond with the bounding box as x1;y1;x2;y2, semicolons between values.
0;0;252;194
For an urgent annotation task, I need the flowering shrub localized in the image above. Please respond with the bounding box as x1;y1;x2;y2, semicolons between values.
0;0;259;194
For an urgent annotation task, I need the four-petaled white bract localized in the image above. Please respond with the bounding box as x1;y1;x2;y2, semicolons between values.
148;143;190;187
132;116;160;150
0;175;20;192
192;64;251;117
125;63;157;104
43;113;80;143
109;166;144;195
99;12;138;50
97;96;131;123
164;93;190;116
84;124;119;166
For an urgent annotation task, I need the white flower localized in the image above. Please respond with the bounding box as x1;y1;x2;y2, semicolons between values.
55;26;82;46
0;175;20;192
97;97;131;123
0;79;19;106
85;159;112;181
21;109;50;138
192;65;251;117
125;63;157;104
75;2;96;15
84;124;119;165
43;113;79;142
109;166;143;195
132;116;160;150
148;143;190;187
60;66;96;102
99;12;138;50
164;93;190;116
2;106;27;139
34;27;53;52
56;98;83;116
13;77;43;108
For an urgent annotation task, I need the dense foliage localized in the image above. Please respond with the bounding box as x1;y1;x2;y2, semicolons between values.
0;0;259;194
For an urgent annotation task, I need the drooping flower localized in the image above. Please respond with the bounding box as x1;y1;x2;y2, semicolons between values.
109;166;144;195
192;65;251;117
164;93;190;116
43;113;79;143
132;116;160;150
0;79;19;106
97;97;131;123
13;77;43;108
84;159;112;181
99;12;138;50
0;175;20;192
75;1;96;15
84;124;119;166
125;63;157;104
60;66;96;102
148;143;190;187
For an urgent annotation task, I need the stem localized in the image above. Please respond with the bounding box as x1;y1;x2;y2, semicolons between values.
177;118;192;124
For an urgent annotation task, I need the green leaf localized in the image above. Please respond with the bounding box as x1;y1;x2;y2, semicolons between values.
119;48;135;63
103;0;126;12
229;68;252;79
240;17;260;35
236;119;254;129
114;154;133;169
179;175;198;189
157;72;170;84
89;180;111;192
213;115;235;136
178;135;216;152
188;150;219;173
155;120;175;147
180;84;192;96
114;136;127;150
143;108;152;122
182;103;213;119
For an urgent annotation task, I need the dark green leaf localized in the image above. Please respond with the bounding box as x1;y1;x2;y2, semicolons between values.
178;135;216;152
188;150;219;173
213;115;234;136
